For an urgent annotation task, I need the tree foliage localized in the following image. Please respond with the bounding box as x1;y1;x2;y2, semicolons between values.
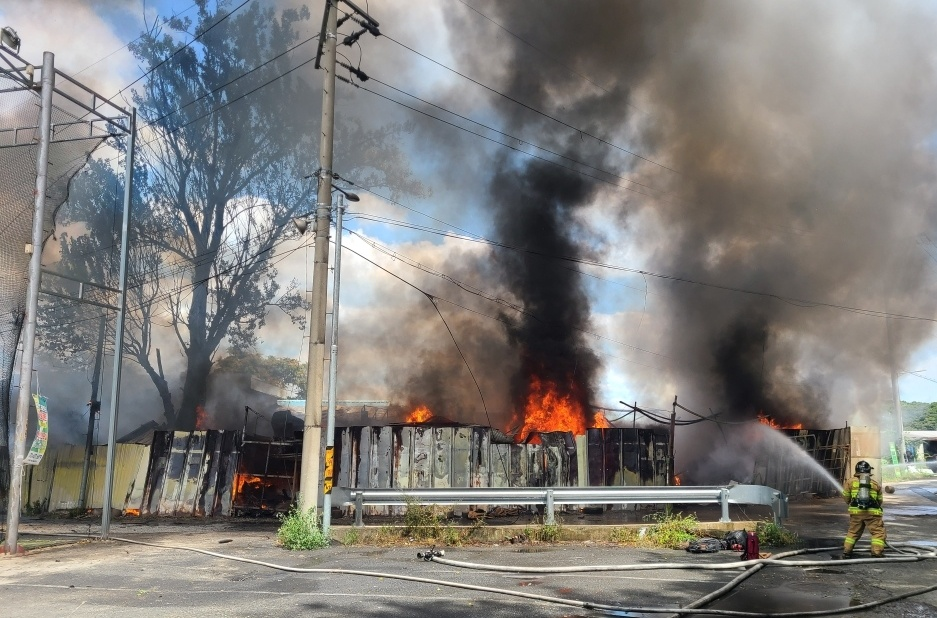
906;402;937;431
43;0;426;430
213;352;307;398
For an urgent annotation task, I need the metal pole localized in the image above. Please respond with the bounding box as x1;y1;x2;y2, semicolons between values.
299;0;338;513
100;107;135;539
78;315;106;509
886;318;906;464
669;396;677;486
322;196;344;537
4;51;54;555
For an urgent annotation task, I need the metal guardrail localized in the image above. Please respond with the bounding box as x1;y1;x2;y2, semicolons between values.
332;484;788;527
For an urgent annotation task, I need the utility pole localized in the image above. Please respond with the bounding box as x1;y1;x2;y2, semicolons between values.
299;0;379;515
321;197;345;536
77;315;106;509
4;51;54;555
886;318;906;464
299;0;338;513
100;107;136;539
669;396;677;485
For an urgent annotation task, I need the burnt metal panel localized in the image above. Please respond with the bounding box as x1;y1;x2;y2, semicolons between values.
509;444;527;487
432;427;452;488
411;426;433;489
587;429;605;486
490;444;511;488
355;426;371;492
451;427;471;488
470;427;490;487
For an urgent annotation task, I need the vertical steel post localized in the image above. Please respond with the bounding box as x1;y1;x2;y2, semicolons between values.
322;197;344;537
78;315;106;509
299;0;338;513
720;488;730;523
100;107;135;539
4;52;54;555
669;396;677;486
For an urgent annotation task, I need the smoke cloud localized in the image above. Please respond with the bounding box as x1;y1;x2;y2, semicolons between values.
423;0;937;476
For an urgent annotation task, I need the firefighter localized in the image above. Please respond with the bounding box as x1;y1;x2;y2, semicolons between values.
842;460;886;558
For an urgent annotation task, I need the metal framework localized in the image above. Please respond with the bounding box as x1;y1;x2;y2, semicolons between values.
332;483;789;527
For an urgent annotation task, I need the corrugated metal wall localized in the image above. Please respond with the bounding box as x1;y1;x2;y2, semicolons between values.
752;427;850;497
333;425;672;515
21;443;149;511
132;430;239;516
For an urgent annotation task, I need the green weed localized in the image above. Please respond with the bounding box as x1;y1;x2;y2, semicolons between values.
276;503;330;550
755;520;801;548
342;528;360;546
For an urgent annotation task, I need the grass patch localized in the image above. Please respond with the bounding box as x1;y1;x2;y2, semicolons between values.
341;528;360;546
610;512;699;549
755;520;801;548
276;504;330;550
523;521;563;543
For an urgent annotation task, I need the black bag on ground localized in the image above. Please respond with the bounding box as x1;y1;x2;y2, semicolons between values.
686;537;725;553
724;530;748;551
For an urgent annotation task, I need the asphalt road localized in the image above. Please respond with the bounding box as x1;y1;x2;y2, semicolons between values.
3;481;937;617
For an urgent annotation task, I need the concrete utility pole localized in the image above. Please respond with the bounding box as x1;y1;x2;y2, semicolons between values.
299;0;338;512
886;318;907;463
4;51;54;555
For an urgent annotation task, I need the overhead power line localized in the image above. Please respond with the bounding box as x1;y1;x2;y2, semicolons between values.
381;32;679;175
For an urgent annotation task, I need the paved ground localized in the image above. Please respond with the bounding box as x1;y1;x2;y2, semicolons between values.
2;481;937;617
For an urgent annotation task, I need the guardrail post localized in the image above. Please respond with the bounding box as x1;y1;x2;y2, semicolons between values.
719;488;730;523
545;489;555;525
354;492;364;528
772;492;782;526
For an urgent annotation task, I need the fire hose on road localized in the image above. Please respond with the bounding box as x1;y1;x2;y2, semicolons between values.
20;532;937;617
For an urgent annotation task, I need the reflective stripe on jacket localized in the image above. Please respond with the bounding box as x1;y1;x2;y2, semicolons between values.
843;477;883;516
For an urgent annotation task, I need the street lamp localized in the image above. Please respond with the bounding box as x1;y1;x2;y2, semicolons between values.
292;186;359;235
1;27;20;54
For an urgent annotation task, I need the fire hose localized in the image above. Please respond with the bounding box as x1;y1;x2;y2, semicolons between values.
17;532;937;617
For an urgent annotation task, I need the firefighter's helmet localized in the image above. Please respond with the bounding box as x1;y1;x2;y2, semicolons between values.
855;460;873;474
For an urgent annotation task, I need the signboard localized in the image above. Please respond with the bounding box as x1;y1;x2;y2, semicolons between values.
323;446;334;494
24;394;48;466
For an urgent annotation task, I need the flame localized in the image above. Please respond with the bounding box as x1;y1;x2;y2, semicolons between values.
514;375;586;443
674;475;683;486
233;474;265;501
757;412;803;430
592;412;612;429
123;508;140;517
405;405;433;424
195;405;209;430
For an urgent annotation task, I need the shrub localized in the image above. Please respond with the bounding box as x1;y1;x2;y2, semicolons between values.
276;504;330;550
755;520;801;548
645;512;699;549
403;500;442;540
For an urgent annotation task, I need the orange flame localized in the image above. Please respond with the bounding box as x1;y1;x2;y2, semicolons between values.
233;474;265;501
514;375;586;443
674;475;683;486
592;412;612;429
195;405;209;430
406;405;433;424
123;508;140;517
757;412;803;430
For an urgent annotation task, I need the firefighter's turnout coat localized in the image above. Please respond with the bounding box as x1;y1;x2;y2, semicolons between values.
842;475;886;556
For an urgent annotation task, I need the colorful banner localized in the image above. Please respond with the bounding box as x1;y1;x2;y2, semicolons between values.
24;394;48;466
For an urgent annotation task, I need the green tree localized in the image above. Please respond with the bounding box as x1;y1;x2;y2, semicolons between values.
47;1;425;430
906;402;937;431
213;352;307;398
